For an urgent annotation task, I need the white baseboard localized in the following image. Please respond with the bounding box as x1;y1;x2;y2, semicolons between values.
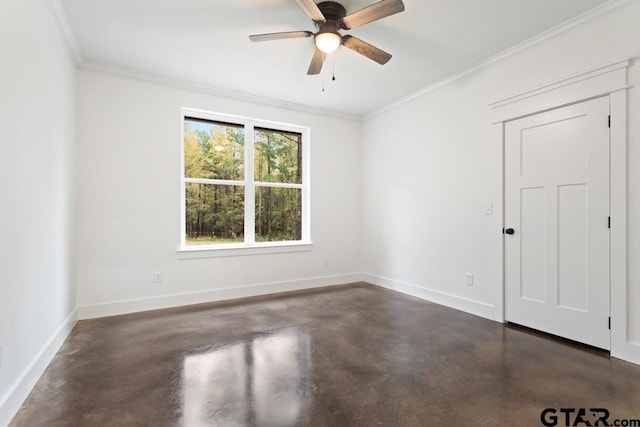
363;273;496;321
0;309;77;427
77;273;364;320
612;341;640;365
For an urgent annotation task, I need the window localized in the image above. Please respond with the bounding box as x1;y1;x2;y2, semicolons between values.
180;108;310;255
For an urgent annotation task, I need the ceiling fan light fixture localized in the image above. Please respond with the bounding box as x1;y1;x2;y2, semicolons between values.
315;32;341;53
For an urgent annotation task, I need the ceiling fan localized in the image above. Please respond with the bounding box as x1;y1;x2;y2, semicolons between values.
249;0;405;75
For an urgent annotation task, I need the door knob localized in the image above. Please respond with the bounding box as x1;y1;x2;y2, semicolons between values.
504;228;515;235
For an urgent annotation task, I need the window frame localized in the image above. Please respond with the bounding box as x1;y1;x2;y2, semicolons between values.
178;107;312;258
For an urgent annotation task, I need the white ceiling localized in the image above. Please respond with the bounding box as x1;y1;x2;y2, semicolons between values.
60;0;611;117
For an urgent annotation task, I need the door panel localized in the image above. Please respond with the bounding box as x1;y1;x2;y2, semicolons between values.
558;184;588;311
520;115;589;175
521;187;546;303
505;96;610;350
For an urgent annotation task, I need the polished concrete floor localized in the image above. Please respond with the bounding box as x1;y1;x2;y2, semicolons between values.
10;283;640;426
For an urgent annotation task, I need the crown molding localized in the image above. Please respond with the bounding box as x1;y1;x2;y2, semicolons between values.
44;0;83;64
78;62;361;122
363;0;632;120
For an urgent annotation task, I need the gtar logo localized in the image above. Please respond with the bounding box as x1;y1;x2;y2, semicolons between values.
541;408;610;427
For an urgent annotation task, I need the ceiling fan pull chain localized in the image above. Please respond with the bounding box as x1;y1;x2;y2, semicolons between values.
332;61;336;81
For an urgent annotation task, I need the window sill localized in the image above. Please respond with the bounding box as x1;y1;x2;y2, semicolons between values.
177;241;313;259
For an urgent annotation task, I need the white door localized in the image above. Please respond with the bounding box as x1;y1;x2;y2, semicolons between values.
505;96;610;350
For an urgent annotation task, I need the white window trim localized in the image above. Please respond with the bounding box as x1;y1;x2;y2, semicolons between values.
178;107;312;258
177;242;314;259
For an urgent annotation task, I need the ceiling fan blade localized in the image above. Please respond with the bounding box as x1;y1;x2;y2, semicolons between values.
342;35;392;65
342;0;405;30
307;47;326;75
296;0;326;22
249;31;314;42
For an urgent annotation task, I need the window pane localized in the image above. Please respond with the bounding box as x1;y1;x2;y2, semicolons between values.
185;183;244;245
184;118;244;180
255;187;301;242
254;128;302;184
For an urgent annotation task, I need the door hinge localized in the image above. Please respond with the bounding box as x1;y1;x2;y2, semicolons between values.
608;317;611;330
608;115;611;128
608;217;611;229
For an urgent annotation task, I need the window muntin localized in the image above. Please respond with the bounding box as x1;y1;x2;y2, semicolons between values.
181;109;309;251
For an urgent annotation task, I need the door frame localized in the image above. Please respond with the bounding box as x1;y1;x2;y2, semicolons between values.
489;58;638;364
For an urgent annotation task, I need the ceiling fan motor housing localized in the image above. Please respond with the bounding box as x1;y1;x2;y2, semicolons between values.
315;1;347;31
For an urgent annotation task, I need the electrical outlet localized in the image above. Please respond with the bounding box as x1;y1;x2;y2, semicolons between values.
484;202;494;215
466;273;474;286
324;258;329;267
154;271;163;283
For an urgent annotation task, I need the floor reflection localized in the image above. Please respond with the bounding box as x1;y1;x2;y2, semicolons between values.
182;329;311;426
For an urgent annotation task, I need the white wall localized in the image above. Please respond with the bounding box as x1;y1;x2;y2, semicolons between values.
362;1;640;360
0;0;77;424
75;70;362;317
